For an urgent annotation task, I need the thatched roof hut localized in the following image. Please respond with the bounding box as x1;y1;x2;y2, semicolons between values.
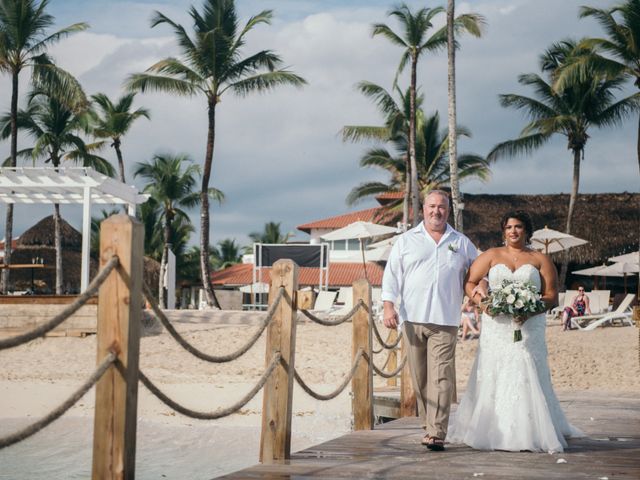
9;215;161;294
18;215;82;250
460;192;639;264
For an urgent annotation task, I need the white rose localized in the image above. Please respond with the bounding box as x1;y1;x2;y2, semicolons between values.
514;299;524;309
506;294;516;304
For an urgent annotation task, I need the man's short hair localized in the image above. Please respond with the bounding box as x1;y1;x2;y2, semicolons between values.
423;189;450;206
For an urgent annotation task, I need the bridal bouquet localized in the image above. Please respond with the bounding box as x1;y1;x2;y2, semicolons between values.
481;280;547;342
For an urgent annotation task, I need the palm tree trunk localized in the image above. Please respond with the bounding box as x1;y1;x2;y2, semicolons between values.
114;139;126;183
200;96;220;308
2;71;19;294
54;203;63;295
447;0;463;232
636;111;640;176
159;244;167;309
402;155;410;231
409;56;420;226
559;148;582;288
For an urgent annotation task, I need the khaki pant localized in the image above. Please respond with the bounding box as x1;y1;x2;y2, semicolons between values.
403;321;457;439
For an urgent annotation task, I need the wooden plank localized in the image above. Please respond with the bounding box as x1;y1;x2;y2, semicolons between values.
351;279;373;430
92;214;143;480
259;259;298;463
222;392;640;479
0;295;98;305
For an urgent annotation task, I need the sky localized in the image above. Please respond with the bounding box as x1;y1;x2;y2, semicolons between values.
0;0;637;248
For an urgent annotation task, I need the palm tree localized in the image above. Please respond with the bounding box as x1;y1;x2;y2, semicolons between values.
488;39;640;286
347;110;490;224
555;0;640;176
126;0;306;308
372;3;483;226
211;238;243;270
249;222;291;245
446;0;486;231
134;152;223;308
90;92;150;183
1;89;113;294
0;0;87;292
342;81;414;227
343;83;489;220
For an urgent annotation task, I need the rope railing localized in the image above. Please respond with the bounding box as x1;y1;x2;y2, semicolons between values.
0;351;117;449
372;355;407;379
293;348;365;401
0;256;119;351
138;352;281;420
142;284;285;363
370;314;402;350
299;300;365;326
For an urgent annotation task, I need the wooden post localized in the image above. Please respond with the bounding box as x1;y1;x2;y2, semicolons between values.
259;259;298;463
92;214;143;480
400;332;418;417
386;329;398;387
351;279;373;430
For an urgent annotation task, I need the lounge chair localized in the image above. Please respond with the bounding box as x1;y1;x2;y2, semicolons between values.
308;290;337;314
571;293;635;331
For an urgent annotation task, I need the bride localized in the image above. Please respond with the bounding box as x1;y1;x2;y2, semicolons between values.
447;210;582;453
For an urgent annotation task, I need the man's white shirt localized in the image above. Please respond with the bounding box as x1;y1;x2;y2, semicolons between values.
381;222;478;327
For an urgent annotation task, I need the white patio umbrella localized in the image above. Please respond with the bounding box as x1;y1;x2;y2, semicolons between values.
530;227;588;254
597;262;639;294
608;251;640;297
321;221;398;281
609;251;640;263
572;264;610;276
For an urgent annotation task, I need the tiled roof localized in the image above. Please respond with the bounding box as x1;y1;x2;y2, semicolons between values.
297;207;389;233
211;262;384;287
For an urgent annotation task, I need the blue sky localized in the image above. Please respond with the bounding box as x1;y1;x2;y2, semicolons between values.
0;0;637;247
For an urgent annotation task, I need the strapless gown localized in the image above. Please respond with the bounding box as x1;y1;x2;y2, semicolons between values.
448;263;582;452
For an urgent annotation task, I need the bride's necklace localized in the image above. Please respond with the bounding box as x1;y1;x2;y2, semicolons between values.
507;246;528;263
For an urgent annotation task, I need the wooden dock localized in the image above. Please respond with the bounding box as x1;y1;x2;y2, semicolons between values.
220;391;639;479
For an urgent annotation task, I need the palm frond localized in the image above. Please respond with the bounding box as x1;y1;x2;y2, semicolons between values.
227;70;306;96
125;73;201;96
487;133;552;162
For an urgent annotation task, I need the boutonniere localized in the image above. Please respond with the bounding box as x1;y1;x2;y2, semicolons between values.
448;243;459;253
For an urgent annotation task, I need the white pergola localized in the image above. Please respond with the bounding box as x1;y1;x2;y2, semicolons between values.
0;167;149;292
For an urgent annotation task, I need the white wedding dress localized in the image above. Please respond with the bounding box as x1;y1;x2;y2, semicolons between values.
448;263;582;452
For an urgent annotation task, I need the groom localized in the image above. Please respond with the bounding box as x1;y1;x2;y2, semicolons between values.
381;190;478;450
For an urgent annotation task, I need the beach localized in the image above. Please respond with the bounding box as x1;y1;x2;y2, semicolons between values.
1;318;638;479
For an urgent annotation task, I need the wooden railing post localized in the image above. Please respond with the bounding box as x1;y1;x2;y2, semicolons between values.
400;333;418;417
351;279;373;430
260;259;298;463
92;214;143;480
386;329;398;387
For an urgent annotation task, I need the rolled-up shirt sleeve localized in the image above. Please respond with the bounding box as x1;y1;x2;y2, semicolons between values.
381;238;403;304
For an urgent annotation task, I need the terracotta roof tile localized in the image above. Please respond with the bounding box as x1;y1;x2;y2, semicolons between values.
297;207;390;233
211;262;384;287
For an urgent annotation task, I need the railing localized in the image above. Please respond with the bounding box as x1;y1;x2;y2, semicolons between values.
0;213;416;478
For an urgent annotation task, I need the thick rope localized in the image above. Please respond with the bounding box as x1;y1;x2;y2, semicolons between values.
377;348;394;371
370;316;402;350
138;352;281;420
0;351;116;449
143;284;285;363
372;355;407;379
299;300;365;326
0;256;119;350
293;348;365;401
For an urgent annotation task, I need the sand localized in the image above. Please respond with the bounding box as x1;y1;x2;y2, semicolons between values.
0;316;638;478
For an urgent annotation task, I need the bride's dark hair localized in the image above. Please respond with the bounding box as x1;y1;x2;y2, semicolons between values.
500;210;534;242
